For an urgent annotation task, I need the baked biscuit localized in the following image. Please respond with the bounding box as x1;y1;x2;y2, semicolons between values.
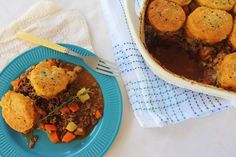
233;3;236;15
147;0;186;32
185;7;233;44
229;19;236;50
66;66;82;83
67;71;77;83
216;53;236;89
0;91;39;133
196;0;235;11
168;0;192;6
29;60;69;99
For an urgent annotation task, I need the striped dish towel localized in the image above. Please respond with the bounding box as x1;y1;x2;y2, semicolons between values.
101;0;234;127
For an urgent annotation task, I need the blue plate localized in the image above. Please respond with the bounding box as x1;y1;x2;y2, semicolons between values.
0;44;122;157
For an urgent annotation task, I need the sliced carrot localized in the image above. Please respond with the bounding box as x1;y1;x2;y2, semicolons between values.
39;122;45;130
68;103;79;112
45;124;57;131
95;110;102;119
11;79;21;88
62;132;76;143
49;132;60;143
60;106;70;114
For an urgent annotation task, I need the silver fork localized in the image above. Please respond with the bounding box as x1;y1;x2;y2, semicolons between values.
66;49;120;76
16;32;120;77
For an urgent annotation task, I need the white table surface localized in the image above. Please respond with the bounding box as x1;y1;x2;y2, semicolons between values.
1;0;236;157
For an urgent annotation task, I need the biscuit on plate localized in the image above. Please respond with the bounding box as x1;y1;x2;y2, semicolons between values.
216;53;236;89
0;91;39;133
168;0;192;6
185;7;233;44
147;0;186;32
28;60;69;99
196;0;235;11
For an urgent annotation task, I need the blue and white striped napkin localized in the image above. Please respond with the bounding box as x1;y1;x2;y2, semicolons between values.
101;0;234;127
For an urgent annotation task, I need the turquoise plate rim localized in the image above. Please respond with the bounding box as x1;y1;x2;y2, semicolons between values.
0;43;122;157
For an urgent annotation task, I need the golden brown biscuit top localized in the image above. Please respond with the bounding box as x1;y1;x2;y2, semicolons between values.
168;0;192;6
147;0;186;32
0;91;38;133
216;52;236;89
185;7;233;44
196;0;235;11
233;3;236;14
229;19;236;49
28;61;69;99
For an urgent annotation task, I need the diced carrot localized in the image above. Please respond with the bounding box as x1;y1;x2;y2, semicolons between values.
49;132;60;143
45;124;57;131
60;106;70;114
62;132;76;143
39;122;45;130
68;103;79;112
95;110;102;119
11;79;21;88
84;76;93;84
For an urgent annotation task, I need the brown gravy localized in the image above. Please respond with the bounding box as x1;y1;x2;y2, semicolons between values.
149;42;203;81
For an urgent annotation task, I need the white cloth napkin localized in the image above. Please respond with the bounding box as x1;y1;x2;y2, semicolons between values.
101;0;234;127
0;0;93;71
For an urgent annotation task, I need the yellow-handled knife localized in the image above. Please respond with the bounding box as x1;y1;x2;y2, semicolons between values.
16;32;67;53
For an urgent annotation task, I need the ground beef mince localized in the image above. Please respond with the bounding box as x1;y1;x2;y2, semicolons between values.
14;60;104;147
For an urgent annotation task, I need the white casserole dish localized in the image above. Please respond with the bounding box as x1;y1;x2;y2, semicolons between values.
124;0;236;102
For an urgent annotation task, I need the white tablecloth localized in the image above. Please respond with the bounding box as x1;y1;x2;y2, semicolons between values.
0;0;236;157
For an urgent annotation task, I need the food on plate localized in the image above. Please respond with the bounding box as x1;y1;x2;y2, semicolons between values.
185;7;233;44
229;19;236;49
144;0;236;91
0;91;39;133
147;0;186;32
28;60;69;99
0;59;104;148
168;0;192;6
195;0;235;11
216;53;236;90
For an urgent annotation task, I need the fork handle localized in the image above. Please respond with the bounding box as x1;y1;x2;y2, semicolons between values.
16;32;67;53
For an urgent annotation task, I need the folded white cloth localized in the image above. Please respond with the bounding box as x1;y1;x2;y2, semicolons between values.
0;0;93;71
101;0;233;127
